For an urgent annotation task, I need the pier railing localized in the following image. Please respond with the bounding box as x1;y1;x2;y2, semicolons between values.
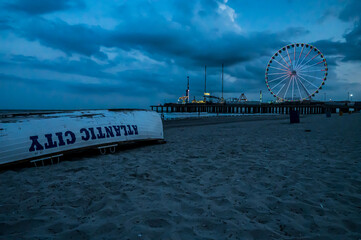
150;101;360;115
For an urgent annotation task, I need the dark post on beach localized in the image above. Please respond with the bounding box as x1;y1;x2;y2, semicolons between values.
326;111;331;118
290;109;300;124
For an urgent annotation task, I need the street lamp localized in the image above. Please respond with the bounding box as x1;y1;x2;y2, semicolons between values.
350;93;353;101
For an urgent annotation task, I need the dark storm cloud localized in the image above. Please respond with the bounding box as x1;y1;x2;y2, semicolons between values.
6;0;304;67
0;71;164;98
110;30;270;67
6;0;85;15
314;22;361;62
279;27;310;38
338;0;361;22
107;5;302;67
0;73;55;89
68;72;171;100
223;59;266;81
3;54;179;97
323;56;340;67
314;0;361;62
318;8;338;24
10;55;115;80
10;14;286;66
0;18;12;31
244;64;266;80
20;18;108;59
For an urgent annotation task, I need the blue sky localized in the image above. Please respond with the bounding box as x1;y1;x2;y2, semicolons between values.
0;0;360;109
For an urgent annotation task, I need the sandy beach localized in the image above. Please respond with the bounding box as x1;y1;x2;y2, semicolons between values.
0;113;360;239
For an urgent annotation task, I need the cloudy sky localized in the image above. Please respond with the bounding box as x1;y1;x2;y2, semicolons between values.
0;0;360;109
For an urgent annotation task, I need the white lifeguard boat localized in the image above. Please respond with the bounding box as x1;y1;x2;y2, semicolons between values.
0;109;164;167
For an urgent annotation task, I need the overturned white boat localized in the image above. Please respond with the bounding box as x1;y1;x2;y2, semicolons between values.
0;109;164;167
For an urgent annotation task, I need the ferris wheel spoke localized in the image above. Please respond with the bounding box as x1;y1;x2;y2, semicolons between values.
273;59;290;71
279;53;291;68
298;60;324;72
297;74;319;89
298;69;324;73
276;81;287;96
283;76;293;99
295;75;311;97
295;45;305;69
274;76;290;95
298;52;320;71
295;48;312;70
291;76;295;100
308;52;320;63
300;48;313;67
286;47;292;67
267;72;290;76
293;46;296;65
269;66;290;72
268;73;290;83
271;75;290;90
295;75;303;100
298;72;323;81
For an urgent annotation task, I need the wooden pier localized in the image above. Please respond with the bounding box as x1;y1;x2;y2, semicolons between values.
151;101;361;115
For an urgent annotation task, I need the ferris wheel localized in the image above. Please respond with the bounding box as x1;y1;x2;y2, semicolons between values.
265;43;328;102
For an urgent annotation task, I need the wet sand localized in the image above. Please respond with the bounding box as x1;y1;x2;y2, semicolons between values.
0;113;360;239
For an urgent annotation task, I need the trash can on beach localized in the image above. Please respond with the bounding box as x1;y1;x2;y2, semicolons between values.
290;110;300;124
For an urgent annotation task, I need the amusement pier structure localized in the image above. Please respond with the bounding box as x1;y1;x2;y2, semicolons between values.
151;43;361;115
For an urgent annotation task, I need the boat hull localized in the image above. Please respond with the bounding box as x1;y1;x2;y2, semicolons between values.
0;110;164;166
